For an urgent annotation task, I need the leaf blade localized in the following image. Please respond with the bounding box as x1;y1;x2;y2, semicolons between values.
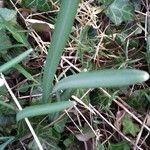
105;0;135;25
53;69;149;92
42;0;79;102
17;101;76;121
122;115;140;136
0;49;33;73
0;30;12;51
21;0;52;11
15;64;38;83
0;136;15;150
0;8;16;23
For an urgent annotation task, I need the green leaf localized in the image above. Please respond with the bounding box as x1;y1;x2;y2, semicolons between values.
122;115;140;136
0;100;16;110
18;82;30;93
97;0;114;5
21;0;53;11
16;101;76;121
5;24;28;44
0;30;12;52
63;135;74;150
144;92;150;103
0;136;15;150
0;8;16;23
131;0;141;11
0;49;33;73
15;64;38;82
42;0;80;102
0;8;27;45
105;0;135;25
109;141;130;150
53;69;149;92
0;43;27;52
97;144;105;150
53;116;68;133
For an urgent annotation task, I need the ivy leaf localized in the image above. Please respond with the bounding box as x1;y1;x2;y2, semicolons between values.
0;8;16;29
122;115;140;137
97;0;114;5
131;0;142;11
53;116;68;133
21;0;53;11
0;8;16;23
105;0;135;25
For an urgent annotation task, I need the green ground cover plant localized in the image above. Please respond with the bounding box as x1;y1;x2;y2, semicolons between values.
0;0;150;149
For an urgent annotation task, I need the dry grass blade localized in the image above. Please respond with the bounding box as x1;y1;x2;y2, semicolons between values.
90;105;143;150
0;73;44;150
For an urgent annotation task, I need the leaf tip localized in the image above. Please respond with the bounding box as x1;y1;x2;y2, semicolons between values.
0;77;4;87
143;71;149;81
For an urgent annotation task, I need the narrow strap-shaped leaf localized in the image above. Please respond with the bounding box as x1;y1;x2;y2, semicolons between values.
53;69;149;92
17;101;76;121
15;64;38;83
42;0;80;102
0;48;32;73
0;136;15;150
0;44;27;51
0;100;16;110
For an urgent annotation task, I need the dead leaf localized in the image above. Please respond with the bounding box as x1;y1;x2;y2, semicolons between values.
146;114;150;126
114;110;125;130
